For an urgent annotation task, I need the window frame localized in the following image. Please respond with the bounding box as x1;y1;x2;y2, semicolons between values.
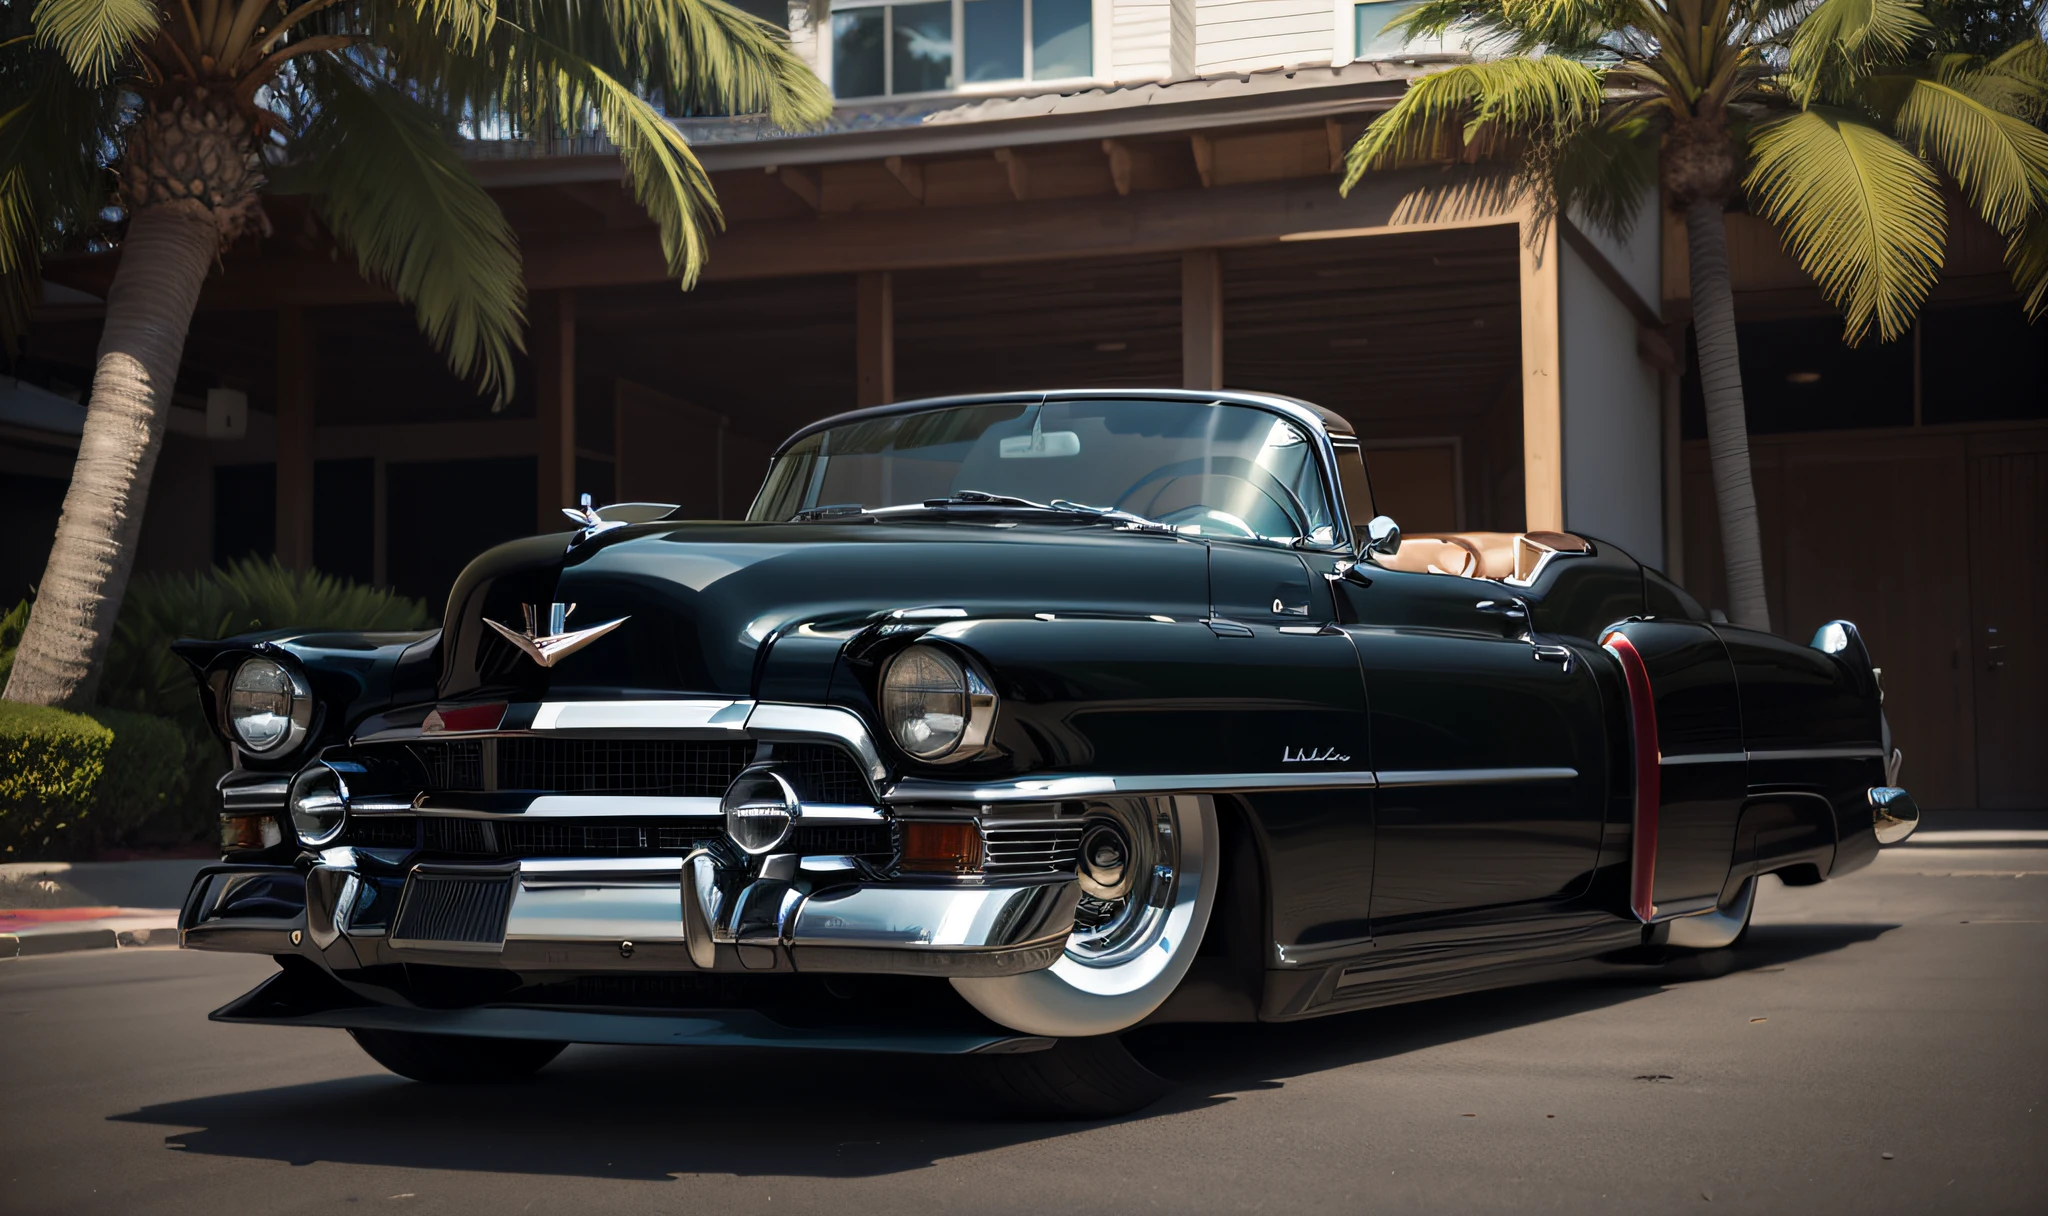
826;0;1097;101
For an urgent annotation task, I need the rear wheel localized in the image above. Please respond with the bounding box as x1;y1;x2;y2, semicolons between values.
971;1035;1172;1119
348;1028;566;1083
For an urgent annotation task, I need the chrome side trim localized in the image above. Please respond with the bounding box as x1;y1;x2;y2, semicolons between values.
530;699;752;731
1658;752;1748;767
747;702;888;783
1374;767;1578;787
1746;746;1886;762
887;770;1380;803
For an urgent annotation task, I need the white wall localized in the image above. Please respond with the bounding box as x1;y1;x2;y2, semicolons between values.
1111;0;1174;80
1192;0;1335;74
1567;190;1661;317
1559;241;1664;568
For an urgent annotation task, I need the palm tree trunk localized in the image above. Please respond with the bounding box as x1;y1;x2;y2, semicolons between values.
1683;196;1772;631
2;205;221;709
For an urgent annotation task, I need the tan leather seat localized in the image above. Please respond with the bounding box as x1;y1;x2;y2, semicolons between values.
1374;531;1589;583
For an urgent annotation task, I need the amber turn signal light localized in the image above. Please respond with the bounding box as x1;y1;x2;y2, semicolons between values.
898;820;984;874
219;813;283;853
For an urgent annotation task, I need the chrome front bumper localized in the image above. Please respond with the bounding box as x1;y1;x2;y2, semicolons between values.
181;855;1080;979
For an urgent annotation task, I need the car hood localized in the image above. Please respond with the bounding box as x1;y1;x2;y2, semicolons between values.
437;519;1212;701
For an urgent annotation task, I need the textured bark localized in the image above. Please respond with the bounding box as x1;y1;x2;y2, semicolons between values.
1684;195;1773;631
2;204;221;708
120;90;268;244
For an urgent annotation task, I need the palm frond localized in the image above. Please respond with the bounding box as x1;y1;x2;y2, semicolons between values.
1555;104;1659;239
2006;205;2048;317
1745;106;1947;342
1342;55;1606;190
28;0;157;86
1967;37;2048;121
0;36;120;352
522;32;724;288
598;0;832;130
293;56;525;401
1870;69;2048;233
1786;0;1932;104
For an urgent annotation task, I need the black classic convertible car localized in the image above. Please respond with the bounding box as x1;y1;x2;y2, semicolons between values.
176;389;1920;1115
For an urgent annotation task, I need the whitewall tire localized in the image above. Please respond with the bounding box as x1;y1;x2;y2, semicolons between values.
952;794;1218;1038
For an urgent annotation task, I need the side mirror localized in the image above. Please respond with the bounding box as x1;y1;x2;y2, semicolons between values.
1364;515;1402;556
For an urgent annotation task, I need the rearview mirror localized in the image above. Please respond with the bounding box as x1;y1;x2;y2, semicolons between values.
1364;515;1402;556
999;430;1081;458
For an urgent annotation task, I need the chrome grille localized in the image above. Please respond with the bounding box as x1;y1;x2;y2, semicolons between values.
390;870;514;947
338;816;893;859
981;821;1084;877
396;738;866;802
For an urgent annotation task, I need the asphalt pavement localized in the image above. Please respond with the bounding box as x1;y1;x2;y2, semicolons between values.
2;827;2043;1215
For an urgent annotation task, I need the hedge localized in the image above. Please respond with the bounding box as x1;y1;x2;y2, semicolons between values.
0;702;188;859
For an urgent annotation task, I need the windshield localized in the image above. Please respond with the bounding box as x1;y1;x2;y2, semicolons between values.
748;399;1339;546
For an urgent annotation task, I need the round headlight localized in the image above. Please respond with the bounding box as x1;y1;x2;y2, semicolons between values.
228;657;310;754
881;644;996;762
288;762;348;846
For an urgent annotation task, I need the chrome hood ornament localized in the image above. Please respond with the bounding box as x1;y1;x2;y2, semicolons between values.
485;602;629;668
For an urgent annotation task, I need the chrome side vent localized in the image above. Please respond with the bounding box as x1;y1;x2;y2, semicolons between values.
981;821;1084;878
389;866;516;951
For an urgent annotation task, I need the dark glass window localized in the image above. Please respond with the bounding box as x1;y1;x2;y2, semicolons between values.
965;0;1024;82
1920;304;2048;424
893;2;955;94
313;459;374;585
1031;0;1091;78
832;8;885;99
213;463;276;567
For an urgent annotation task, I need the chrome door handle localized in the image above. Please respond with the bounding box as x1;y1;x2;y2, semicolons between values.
1531;643;1574;671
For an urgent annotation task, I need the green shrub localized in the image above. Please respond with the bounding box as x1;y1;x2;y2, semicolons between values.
3;558;430;848
0;702;107;858
0;703;190;859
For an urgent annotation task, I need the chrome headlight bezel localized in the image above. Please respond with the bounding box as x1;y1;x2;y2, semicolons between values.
879;643;998;765
226;656;313;757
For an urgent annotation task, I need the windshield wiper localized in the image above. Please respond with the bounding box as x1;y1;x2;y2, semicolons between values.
869;491;1176;534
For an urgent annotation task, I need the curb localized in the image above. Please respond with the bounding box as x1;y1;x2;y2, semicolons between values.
0;913;180;959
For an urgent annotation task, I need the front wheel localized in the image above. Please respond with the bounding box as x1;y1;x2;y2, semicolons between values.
348;1028;566;1083
953;794;1218;1038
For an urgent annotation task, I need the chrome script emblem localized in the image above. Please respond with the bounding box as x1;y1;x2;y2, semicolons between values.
1282;746;1351;763
485;602;628;668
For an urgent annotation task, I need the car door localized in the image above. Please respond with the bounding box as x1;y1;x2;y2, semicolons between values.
1206;542;1377;957
1327;563;1608;935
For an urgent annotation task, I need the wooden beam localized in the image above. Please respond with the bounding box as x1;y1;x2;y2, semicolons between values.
767;164;821;210
883;156;925;203
1101;139;1133;196
1325;118;1346;173
1190;134;1214;188
993;148;1029;201
533;290;578;531
856;270;894;407
274;306;315;571
1181;249;1223;390
1518;218;1563;532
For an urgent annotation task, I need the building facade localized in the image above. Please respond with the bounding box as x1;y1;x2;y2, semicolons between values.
3;1;2042;808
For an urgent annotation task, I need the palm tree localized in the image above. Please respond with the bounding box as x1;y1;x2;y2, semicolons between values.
1;1;829;709
1342;0;2048;630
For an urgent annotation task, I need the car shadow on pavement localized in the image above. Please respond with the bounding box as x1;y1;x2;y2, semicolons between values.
109;920;1892;1182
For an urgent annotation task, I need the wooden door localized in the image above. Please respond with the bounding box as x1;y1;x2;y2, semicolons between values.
1968;436;2048;807
1776;435;1976;809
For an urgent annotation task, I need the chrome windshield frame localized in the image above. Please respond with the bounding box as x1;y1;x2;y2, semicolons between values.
750;390;1360;555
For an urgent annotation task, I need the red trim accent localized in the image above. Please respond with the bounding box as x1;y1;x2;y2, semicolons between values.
425;703;506;734
1602;632;1660;923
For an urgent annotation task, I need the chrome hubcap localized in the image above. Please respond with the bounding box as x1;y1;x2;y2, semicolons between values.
1067;802;1178;968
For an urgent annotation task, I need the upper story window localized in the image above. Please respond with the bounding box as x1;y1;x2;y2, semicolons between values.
1353;1;1467;59
832;0;1092;99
